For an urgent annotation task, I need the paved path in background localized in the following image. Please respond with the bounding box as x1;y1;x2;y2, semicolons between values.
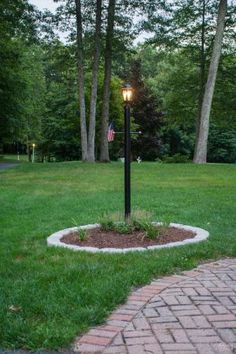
0;163;19;170
74;258;236;354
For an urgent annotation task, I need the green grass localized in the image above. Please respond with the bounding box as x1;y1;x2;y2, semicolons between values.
0;154;28;163
0;162;236;351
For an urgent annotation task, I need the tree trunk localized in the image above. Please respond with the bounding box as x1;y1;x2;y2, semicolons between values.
193;0;227;163
99;0;116;162
75;0;88;162
87;0;103;162
194;0;206;159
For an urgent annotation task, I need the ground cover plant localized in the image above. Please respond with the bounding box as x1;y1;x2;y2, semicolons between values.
99;211;160;239
0;162;236;351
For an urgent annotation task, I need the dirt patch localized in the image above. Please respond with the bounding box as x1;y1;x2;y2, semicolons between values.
61;226;196;249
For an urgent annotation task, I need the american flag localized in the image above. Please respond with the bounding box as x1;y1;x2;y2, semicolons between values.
107;122;115;142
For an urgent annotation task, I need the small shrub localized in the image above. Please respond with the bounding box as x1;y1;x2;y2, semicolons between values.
115;222;134;234
100;210;160;240
160;215;172;228
208;126;236;163
132;219;144;231
99;212;123;231
144;223;160;239
162;153;190;163
141;222;160;240
100;219;115;231
73;229;87;241
78;229;87;241
71;218;87;241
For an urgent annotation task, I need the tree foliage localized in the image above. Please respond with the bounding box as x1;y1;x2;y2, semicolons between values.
129;60;164;161
1;0;235;163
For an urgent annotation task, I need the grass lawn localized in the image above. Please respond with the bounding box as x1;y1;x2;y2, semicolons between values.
0;154;28;163
0;162;236;351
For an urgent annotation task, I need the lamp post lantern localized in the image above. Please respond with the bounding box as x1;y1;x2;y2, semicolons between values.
32;143;35;163
122;83;133;221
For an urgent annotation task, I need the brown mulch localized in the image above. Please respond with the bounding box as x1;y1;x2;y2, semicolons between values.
61;227;196;249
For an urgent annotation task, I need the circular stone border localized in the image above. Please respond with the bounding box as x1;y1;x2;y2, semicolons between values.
47;223;209;253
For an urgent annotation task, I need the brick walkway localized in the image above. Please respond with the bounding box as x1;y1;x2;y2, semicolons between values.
74;258;236;353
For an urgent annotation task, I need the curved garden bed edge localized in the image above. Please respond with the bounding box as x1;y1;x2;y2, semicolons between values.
47;222;209;254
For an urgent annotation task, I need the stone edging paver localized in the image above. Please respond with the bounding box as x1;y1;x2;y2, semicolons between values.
73;258;236;353
47;223;209;253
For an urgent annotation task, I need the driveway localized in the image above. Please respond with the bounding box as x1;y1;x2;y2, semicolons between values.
0;163;19;170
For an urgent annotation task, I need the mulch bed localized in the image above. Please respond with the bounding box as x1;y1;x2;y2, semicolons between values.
61;226;196;249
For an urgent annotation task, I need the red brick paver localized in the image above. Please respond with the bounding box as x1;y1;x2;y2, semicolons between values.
73;258;236;353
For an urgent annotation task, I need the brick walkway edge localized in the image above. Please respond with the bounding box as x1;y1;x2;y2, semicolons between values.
73;258;236;354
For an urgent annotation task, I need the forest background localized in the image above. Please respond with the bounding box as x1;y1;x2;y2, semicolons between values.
1;0;235;164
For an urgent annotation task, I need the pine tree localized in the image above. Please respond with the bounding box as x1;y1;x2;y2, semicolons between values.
130;60;164;161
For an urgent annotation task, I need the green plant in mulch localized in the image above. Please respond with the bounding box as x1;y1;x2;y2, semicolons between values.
160;215;172;228
77;229;87;241
100;210;160;240
72;218;88;241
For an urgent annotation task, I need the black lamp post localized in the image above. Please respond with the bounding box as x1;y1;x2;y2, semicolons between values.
122;83;133;221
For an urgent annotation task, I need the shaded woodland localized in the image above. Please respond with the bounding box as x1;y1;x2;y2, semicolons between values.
1;0;235;163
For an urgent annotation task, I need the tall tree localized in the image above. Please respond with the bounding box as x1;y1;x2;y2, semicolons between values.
99;0;116;162
144;0;234;162
74;0;102;162
55;0;138;161
21;45;46;158
75;0;88;161
193;0;227;163
0;0;38;145
196;0;207;150
87;0;103;162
